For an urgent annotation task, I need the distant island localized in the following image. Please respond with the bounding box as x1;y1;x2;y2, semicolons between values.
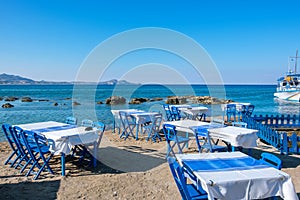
0;73;139;85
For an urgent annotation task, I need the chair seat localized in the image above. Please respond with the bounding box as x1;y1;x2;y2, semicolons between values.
187;184;208;200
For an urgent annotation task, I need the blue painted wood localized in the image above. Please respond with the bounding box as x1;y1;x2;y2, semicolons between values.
244;115;300;154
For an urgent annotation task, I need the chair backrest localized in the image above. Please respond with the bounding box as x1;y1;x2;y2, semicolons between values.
167;157;189;200
260;152;282;170
12;126;28;157
162;124;177;143
20;130;39;162
226;104;236;122
66;116;77;125
93;121;105;146
151;113;163;132
163;104;172;121
81;119;94;127
170;106;181;121
195;128;215;153
2;124;16;151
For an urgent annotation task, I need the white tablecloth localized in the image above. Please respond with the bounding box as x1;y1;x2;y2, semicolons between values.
180;106;208;119
176;152;298;200
16;121;98;155
208;126;258;148
164;120;258;148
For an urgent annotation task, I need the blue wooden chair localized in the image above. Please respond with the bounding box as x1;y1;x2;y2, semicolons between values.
260;152;282;170
163;124;189;157
163;105;173;121
2;124;20;166
142;113;163;142
12;126;33;171
167;157;208;200
80;121;106;166
30;131;54;180
194;127;227;153
119;111;136;140
170;106;182;121
226;104;236;122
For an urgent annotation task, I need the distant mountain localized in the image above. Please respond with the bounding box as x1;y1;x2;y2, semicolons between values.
0;73;138;85
0;73;36;84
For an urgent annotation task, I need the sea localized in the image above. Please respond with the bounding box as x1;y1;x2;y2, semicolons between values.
1;84;300;142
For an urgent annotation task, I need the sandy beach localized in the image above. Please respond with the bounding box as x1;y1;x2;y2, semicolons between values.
0;130;299;200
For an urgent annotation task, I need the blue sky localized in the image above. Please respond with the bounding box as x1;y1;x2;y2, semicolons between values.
1;1;300;84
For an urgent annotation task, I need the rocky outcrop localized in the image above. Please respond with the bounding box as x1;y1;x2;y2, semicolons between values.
129;98;149;104
5;97;18;101
73;101;81;106
165;96;188;104
21;97;33;102
2;103;14;108
166;95;233;105
106;96;126;105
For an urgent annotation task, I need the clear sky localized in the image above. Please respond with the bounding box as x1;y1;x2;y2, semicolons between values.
1;0;300;84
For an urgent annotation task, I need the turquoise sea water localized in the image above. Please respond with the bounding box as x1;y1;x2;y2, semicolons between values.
1;84;300;141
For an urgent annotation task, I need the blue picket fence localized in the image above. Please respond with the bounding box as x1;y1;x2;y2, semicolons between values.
243;115;300;155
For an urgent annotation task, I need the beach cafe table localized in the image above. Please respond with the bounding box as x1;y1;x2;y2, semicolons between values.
112;109;159;140
111;109;143;133
15;121;99;176
130;111;160;140
164;120;258;150
176;152;298;200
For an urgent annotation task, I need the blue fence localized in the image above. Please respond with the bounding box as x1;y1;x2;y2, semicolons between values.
243;115;300;155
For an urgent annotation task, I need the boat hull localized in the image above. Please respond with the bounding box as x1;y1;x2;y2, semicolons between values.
274;91;300;101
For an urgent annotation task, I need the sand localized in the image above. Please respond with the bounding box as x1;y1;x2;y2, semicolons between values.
0;130;299;200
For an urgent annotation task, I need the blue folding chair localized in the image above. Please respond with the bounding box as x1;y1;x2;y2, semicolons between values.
12;126;33;171
170;106;182;121
71;119;94;157
78;121;106;166
260;152;282;170
30;131;54;180
142;113;163;142
194;126;227;153
163;105;173;121
163;124;189;157
226;104;236;122
119;111;136;140
2;124;20;166
167;157;208;200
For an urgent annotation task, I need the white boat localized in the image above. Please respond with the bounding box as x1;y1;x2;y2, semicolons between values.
274;50;300;101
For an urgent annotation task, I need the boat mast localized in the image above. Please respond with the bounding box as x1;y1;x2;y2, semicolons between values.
290;49;299;74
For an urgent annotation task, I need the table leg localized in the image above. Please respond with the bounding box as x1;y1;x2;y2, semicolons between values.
112;119;115;133
93;141;97;167
61;152;65;176
135;124;139;140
